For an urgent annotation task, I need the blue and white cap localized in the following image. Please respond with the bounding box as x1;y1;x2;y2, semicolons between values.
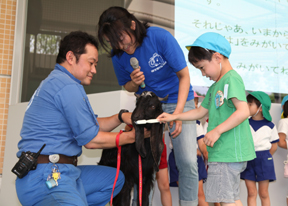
186;32;231;58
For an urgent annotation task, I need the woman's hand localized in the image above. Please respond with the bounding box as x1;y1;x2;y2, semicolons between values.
130;67;145;86
169;120;182;138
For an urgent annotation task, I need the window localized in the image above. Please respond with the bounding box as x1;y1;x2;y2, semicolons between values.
21;0;124;102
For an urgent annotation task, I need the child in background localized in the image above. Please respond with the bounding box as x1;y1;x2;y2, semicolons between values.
157;32;256;206
155;132;172;206
168;91;209;206
240;91;279;206
277;95;288;206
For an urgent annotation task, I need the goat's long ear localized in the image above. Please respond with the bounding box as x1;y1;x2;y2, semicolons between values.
150;123;164;172
133;124;147;158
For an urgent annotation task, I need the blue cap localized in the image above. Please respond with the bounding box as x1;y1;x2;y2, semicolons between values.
281;95;288;107
186;32;231;58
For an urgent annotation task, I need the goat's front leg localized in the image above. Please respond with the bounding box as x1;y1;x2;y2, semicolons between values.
112;180;133;206
112;190;131;206
134;182;152;206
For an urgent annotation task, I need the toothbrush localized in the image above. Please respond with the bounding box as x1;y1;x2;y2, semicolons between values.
134;119;159;125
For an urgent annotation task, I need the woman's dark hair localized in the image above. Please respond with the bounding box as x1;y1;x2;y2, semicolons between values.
247;94;261;108
97;6;149;57
188;47;228;65
56;31;98;64
283;101;288;118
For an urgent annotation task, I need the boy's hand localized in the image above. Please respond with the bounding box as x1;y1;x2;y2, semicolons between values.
157;112;176;124
203;129;221;147
197;149;202;156
197;138;208;160
202;150;208;161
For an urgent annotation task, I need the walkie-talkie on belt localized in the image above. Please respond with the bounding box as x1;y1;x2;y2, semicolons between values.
12;144;46;178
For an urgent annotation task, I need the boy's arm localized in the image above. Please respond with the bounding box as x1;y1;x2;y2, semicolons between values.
198;138;208;160
269;142;278;155
157;105;208;123
203;98;250;147
278;133;287;149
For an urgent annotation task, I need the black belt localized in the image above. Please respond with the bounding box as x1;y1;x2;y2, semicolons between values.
37;154;77;166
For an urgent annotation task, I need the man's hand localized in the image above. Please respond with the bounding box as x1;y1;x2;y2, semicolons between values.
122;112;132;125
144;128;151;138
125;124;150;139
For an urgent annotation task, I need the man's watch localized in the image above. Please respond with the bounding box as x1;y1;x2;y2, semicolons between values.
118;109;129;123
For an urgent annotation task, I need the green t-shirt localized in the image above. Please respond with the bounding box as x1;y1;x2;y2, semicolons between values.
201;70;256;162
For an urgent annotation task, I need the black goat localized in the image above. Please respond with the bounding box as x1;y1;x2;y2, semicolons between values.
98;91;167;206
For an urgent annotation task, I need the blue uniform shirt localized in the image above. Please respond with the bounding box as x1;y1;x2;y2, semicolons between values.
112;27;194;103
17;64;99;157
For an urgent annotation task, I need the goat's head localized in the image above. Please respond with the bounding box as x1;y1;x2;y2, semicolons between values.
131;91;168;171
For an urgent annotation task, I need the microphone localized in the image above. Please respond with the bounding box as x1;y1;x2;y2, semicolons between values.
130;57;146;89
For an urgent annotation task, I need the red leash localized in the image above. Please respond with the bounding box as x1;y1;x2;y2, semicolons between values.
138;154;143;206
110;130;123;205
128;124;143;206
110;126;143;206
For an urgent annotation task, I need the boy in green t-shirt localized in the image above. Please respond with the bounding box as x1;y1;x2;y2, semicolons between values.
157;32;256;206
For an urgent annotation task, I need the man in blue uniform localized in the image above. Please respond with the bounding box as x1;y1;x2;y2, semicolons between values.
15;31;135;206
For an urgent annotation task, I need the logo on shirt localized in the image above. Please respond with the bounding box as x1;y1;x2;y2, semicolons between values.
215;90;224;109
149;53;167;72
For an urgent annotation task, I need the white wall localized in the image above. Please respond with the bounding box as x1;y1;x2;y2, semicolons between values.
0;92;287;206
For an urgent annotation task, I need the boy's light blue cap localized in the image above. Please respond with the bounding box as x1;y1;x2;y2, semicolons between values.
281;95;288;107
186;32;231;58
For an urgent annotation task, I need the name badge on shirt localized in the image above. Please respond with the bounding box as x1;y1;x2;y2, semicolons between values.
215;90;224;109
